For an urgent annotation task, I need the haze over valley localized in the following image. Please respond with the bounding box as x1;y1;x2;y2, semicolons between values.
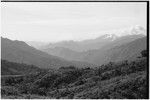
1;2;148;99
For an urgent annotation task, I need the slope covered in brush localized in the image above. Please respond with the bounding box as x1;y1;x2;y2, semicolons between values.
1;51;148;99
1;60;46;75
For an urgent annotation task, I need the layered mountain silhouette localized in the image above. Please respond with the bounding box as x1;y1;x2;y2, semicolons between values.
1;37;96;69
40;26;145;52
1;26;146;68
82;36;147;65
1;26;147;99
39;26;146;66
41;36;146;65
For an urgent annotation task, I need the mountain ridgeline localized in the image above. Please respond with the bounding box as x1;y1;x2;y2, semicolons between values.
41;36;146;65
37;26;146;65
1;33;146;69
40;26;145;52
1;26;148;99
41;34;144;52
1;37;96;69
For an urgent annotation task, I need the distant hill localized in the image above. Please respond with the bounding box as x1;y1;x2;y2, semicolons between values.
82;37;147;65
42;47;81;61
41;26;145;52
1;37;96;69
42;36;147;65
1;60;46;75
26;41;48;49
42;34;144;52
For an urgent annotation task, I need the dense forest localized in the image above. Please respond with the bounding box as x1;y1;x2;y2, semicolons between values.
1;50;148;99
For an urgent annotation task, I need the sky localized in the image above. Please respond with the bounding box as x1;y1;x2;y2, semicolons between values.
1;2;147;42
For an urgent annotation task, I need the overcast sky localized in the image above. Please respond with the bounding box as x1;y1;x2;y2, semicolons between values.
1;2;147;42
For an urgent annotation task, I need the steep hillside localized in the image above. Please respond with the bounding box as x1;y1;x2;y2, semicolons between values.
1;37;96;69
1;60;46;75
83;37;147;65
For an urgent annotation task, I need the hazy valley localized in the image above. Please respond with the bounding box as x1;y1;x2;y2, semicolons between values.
1;25;148;99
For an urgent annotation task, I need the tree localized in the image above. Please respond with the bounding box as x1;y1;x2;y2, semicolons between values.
141;50;147;57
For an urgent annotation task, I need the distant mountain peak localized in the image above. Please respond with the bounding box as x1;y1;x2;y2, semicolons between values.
130;25;146;35
104;25;146;38
93;25;145;42
103;34;118;41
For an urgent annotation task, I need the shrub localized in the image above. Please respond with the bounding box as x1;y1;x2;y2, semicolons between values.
5;77;24;86
1;86;20;96
141;50;147;57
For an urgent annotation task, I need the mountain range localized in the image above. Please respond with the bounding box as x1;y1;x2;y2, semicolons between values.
1;26;147;69
41;36;146;65
39;25;146;52
82;37;147;65
1;37;96;69
39;26;146;65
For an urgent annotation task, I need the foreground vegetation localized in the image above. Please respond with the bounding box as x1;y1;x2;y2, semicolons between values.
1;51;148;99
